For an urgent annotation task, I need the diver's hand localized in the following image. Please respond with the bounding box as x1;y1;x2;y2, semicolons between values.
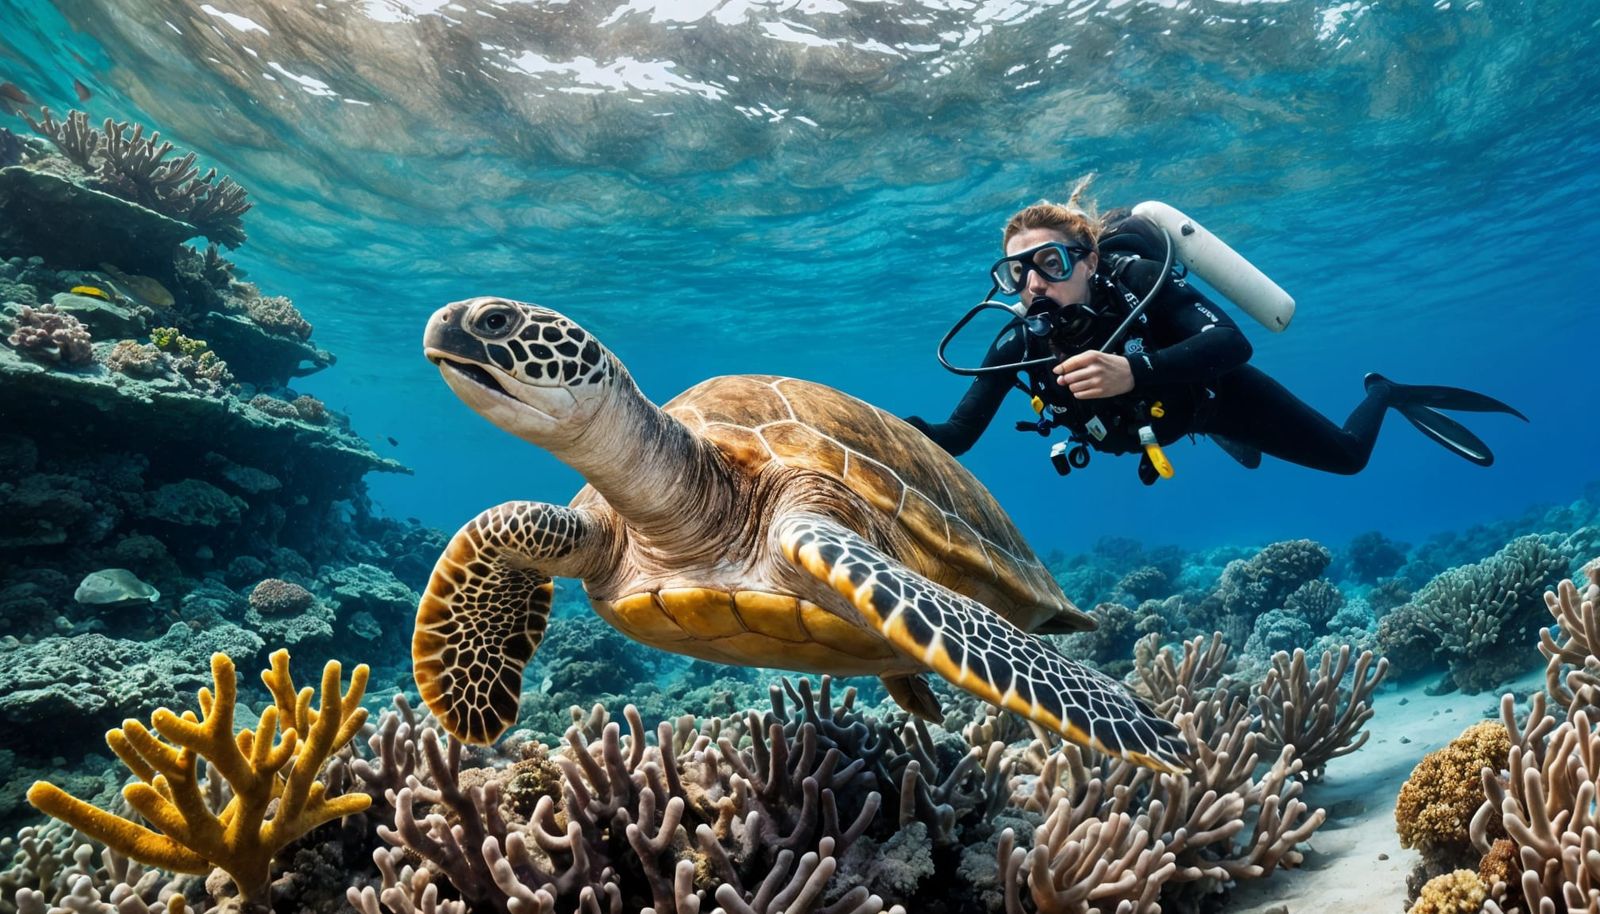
1055;351;1134;398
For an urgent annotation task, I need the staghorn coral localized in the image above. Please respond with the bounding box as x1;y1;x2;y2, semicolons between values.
377;691;899;914
26;649;370;902
21;109;98;171
1254;645;1388;781
1397;720;1511;869
5;305;93;366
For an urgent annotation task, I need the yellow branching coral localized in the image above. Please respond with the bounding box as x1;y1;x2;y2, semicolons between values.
1395;720;1510;862
1407;869;1488;914
26;649;371;900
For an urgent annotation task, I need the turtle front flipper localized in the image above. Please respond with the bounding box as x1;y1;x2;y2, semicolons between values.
775;513;1189;773
414;501;608;745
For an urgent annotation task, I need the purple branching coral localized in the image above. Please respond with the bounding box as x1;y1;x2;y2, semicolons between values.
23;108;252;248
360;681;925;914
4;305;93;366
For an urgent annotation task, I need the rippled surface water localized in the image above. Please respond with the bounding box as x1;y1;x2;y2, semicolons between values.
2;0;1596;551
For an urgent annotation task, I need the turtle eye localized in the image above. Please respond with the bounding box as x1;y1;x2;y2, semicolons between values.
473;306;517;340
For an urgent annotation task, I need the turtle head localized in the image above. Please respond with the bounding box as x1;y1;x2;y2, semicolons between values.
424;298;619;443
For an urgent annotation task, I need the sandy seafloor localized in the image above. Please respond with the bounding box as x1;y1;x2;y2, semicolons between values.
1226;665;1546;913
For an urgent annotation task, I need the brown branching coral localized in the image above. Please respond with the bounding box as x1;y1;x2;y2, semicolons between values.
1464;568;1600;914
377;687;900;914
1000;634;1330;913
5;305;93;366
1254;645;1388;781
22;108;251;247
21;108;98;170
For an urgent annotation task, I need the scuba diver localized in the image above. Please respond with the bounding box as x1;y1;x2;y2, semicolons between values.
906;176;1527;485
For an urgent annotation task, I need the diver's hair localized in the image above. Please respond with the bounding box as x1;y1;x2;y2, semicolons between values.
1001;173;1102;250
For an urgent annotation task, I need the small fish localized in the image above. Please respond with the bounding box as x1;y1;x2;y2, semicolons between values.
0;82;33;116
73;78;92;102
386;436;399;447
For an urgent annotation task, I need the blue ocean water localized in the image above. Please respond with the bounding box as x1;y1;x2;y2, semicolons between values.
2;0;1596;556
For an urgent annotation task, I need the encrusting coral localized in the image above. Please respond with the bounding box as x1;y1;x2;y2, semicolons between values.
1396;721;1511;869
1409;869;1489;914
25;649;370;902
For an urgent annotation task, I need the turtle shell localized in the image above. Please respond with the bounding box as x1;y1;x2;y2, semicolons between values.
662;374;1090;633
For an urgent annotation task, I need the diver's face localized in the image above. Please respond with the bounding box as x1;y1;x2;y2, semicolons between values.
1005;227;1097;310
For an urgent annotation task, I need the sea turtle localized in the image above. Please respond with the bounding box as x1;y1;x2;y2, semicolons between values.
416;298;1189;772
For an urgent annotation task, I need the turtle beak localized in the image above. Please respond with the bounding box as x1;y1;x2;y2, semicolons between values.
424;301;479;366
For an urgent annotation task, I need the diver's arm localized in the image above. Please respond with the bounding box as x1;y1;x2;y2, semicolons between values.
1121;260;1253;387
906;328;1024;456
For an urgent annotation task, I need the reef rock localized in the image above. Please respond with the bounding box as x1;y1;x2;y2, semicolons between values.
73;567;160;605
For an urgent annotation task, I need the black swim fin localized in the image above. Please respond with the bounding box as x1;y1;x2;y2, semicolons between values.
1365;372;1527;467
1365;373;1530;421
1394;404;1497;466
1211;434;1262;469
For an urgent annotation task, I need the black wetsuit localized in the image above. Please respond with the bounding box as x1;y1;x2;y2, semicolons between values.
908;258;1393;476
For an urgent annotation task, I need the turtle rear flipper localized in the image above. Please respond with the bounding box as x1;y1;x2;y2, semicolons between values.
882;673;944;723
414;501;607;745
776;513;1190;774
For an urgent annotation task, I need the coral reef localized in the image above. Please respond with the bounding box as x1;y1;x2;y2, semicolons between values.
1348;530;1410;584
23;109;251;247
1000;632;1334;913
27;650;370;902
247;578;315;615
3;305;92;366
1194;538;1332;647
1397;721;1511;870
1382;533;1576;691
243;295;312;341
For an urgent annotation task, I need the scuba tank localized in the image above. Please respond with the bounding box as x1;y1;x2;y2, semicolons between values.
1104;202;1295;332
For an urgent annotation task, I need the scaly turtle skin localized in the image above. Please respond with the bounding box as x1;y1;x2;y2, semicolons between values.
417;298;1188;772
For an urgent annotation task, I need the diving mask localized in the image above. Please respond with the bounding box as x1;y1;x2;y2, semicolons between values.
990;241;1093;295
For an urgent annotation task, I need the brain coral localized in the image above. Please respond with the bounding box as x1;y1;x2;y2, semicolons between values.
248;578;315;615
